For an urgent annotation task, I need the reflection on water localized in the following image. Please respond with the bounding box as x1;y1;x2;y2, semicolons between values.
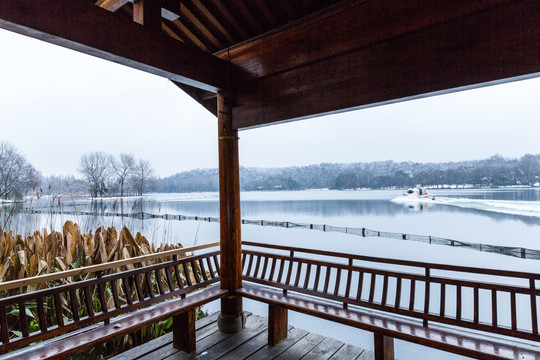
1;188;540;249
2;189;540;360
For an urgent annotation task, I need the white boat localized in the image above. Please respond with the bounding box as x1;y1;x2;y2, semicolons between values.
403;187;435;200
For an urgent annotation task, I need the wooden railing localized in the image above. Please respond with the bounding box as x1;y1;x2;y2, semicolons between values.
0;242;219;293
241;241;540;342
0;247;221;353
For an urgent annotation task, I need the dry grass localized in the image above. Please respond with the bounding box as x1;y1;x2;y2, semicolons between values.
0;221;204;358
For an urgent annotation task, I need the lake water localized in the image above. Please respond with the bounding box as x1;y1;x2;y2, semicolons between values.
3;188;540;359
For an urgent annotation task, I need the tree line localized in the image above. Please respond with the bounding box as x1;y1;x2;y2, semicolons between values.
154;154;540;192
0;141;155;200
1;139;539;199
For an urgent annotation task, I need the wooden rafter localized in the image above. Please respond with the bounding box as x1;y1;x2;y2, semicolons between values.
211;0;249;39
0;0;239;91
162;22;184;42
180;3;223;51
171;18;210;53
252;0;278;28
189;1;235;44
95;0;130;12
233;1;264;34
133;0;162;30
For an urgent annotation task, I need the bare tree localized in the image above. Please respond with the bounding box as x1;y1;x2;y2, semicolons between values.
516;154;540;185
79;152;113;197
111;153;136;197
132;159;155;196
0;142;40;199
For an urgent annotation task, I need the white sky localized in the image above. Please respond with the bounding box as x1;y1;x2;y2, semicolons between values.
1;28;540;177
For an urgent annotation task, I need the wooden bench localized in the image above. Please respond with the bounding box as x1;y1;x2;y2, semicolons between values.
0;250;226;360
239;242;540;360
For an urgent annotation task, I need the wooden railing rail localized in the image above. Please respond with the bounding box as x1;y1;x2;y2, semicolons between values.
0;242;219;292
0;250;221;353
243;241;540;279
241;242;540;342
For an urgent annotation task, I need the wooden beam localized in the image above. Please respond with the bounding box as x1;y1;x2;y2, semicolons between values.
133;0;162;31
172;82;217;116
224;0;540;128
0;0;237;91
96;0;130;12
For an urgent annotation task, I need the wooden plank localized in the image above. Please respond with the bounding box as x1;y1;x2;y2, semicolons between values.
328;344;365;360
174;315;267;359
356;350;375;360
218;327;282;360
0;0;235;91
227;0;540;128
162;318;255;360
301;337;345;360
246;327;309;360
112;311;227;360
273;332;325;360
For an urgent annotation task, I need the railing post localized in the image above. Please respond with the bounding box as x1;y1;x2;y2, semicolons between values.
268;304;288;346
374;333;395;360
217;91;245;334
173;309;196;353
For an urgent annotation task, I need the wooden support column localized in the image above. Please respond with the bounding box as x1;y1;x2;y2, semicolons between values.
268;304;288;346
374;333;395;360
173;309;196;353
217;91;245;333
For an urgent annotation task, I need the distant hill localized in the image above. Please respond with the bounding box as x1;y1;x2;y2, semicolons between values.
153;154;540;192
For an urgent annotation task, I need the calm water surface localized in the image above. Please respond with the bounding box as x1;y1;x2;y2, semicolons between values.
3;188;540;359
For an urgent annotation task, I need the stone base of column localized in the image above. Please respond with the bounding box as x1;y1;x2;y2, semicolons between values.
218;295;246;333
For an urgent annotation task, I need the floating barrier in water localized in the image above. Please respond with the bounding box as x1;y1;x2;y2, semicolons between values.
22;208;540;261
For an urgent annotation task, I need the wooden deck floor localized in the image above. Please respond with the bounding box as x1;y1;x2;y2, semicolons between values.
110;312;374;360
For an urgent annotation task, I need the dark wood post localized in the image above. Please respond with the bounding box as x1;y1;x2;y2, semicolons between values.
217;91;245;333
268;304;288;345
173;309;196;353
374;333;395;360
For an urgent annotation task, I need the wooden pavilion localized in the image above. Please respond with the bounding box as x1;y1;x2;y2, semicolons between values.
1;1;540;359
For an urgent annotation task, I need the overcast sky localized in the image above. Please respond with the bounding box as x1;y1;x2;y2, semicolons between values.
1;28;540;177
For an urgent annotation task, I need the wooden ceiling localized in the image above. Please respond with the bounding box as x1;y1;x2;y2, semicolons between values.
1;1;539;130
94;0;346;117
97;0;344;55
